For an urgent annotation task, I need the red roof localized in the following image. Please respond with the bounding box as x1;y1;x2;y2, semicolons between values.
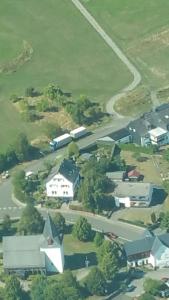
128;169;140;178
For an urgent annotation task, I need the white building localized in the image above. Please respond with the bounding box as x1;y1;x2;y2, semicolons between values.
148;127;169;146
3;214;64;276
114;182;153;208
46;159;80;200
124;231;169;269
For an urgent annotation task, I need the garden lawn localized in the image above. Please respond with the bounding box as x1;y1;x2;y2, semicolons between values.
64;234;96;255
0;0;131;152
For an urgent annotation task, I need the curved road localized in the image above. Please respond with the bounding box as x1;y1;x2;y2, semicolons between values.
71;0;141;116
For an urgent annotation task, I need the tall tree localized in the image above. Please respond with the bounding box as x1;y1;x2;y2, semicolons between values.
160;211;169;232
52;213;65;235
94;232;104;247
18;203;44;235
4;275;23;300
68;142;79;158
2;215;11;234
73;217;92;241
14;133;31;162
30;275;47;300
85;267;106;296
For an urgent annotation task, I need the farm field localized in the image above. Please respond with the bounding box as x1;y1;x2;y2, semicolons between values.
84;0;169;89
0;0;131;152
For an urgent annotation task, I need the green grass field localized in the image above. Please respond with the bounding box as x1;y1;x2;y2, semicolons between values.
83;0;169;90
0;0;131;152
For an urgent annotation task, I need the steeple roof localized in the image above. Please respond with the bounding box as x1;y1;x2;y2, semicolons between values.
43;214;61;245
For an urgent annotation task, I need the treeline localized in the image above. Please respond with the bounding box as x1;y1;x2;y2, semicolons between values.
0;133;36;173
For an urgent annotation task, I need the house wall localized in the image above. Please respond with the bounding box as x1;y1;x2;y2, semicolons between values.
150;132;169;146
117;135;131;144
115;196;130;208
155;245;169;268
40;244;64;273
46;174;74;198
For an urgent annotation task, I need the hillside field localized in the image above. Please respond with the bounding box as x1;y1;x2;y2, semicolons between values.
84;0;169;89
0;0;131;152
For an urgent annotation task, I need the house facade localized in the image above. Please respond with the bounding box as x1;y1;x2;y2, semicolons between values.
3;214;64;277
124;232;169;269
46;159;80;200
114;182;153;208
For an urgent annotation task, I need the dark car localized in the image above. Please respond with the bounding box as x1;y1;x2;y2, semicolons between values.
105;232;118;240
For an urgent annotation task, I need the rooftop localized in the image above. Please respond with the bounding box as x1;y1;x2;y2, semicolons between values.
108;128;131;141
128;169;140;178
114;182;152;198
148;127;167;137
124;233;169;259
3;235;46;269
58;159;79;183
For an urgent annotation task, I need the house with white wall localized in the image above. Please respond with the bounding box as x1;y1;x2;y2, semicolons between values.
3;214;64;277
124;231;169;268
46;159;80;200
114;182;153;208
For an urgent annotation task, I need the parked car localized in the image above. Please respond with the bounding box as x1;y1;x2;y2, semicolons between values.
1;171;9;179
159;289;169;298
105;232;118;240
125;284;135;292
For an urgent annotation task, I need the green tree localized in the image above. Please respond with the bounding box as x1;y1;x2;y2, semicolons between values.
45;282;64;300
151;212;156;224
30;275;47;300
53;212;65;235
73;217;92;241
2;215;11;234
44;122;62;139
97;240;119;280
0;153;7;173
18;203;44;234
4;275;23;300
138;293;155;300
160;211;169;232
85;267;106;296
14;133;31;162
12;170;26;191
143;278;163;295
94;232;104;247
68;142;79;158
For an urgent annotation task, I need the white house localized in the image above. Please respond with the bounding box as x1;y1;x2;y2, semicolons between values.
46;159;80;200
3;214;64;276
148;127;169;146
124;231;169;269
114;182;153;208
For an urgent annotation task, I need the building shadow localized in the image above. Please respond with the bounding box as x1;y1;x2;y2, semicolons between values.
64;252;97;270
151;188;168;206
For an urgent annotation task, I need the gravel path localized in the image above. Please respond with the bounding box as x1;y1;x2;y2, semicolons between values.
71;0;141;117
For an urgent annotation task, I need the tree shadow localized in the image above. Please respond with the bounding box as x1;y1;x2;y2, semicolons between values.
64;252;97;270
151;188;168;206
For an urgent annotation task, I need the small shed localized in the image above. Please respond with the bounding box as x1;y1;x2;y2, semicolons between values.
127;169;141;181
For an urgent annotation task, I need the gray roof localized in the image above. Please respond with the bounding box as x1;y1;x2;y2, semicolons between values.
3;235;45;269
114;182;152;198
43;214;61;245
124;233;169;259
106;171;125;181
108;128;131;141
58;159;79;183
124;236;154;258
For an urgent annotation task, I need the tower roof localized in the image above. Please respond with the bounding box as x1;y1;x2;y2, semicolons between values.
43;214;61;245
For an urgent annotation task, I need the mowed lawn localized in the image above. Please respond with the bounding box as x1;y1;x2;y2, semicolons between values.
0;0;131;152
84;0;169;89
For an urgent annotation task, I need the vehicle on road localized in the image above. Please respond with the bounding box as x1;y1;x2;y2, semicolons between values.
105;232;118;240
50;133;72;151
70;126;87;139
125;284;135;292
1;171;9;179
